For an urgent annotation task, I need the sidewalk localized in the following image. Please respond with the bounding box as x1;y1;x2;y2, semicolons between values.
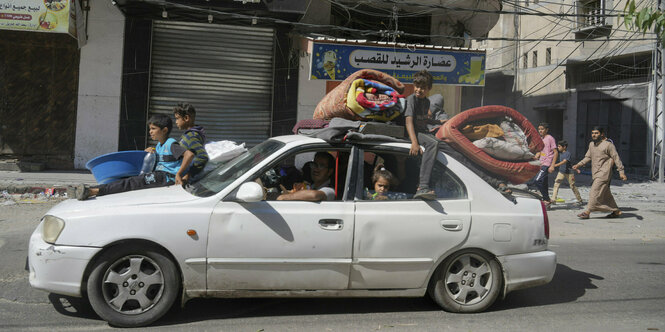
2;168;664;204
0;170;96;197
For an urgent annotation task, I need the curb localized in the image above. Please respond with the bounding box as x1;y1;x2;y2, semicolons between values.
0;185;72;196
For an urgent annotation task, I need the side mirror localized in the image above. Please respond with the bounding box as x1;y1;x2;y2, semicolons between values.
233;182;264;203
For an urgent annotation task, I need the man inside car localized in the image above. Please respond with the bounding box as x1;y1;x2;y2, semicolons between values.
277;152;336;202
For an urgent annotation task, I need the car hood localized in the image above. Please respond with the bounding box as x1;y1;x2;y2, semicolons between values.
47;185;199;216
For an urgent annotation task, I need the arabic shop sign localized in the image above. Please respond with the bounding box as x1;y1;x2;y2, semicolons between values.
0;0;71;33
310;42;486;86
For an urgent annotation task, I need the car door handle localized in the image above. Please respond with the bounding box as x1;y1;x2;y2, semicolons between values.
319;219;344;230
441;220;463;232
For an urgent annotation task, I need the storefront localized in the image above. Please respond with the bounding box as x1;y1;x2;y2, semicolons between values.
0;0;85;169
147;21;276;146
296;38;487;122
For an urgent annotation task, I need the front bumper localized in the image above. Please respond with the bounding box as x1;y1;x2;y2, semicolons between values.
498;250;556;294
28;223;101;297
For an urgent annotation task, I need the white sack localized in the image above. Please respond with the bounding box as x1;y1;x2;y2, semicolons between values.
500;118;530;150
205;140;247;163
473;137;535;161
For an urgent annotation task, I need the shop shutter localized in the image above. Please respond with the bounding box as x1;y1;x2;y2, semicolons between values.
149;21;274;147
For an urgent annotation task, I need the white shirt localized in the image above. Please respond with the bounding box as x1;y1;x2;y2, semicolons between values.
313;179;336;201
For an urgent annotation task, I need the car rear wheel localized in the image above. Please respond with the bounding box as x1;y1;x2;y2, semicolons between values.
86;244;180;327
430;249;502;313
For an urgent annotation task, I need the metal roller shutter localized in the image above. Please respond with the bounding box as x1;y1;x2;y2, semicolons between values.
149;21;274;147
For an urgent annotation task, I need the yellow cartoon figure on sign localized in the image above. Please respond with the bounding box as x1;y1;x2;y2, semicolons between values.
323;50;337;80
458;56;484;85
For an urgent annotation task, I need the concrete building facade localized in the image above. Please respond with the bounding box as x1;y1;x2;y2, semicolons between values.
469;0;656;174
2;0;502;170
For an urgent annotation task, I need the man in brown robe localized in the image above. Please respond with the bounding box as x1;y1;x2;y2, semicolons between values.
572;126;627;219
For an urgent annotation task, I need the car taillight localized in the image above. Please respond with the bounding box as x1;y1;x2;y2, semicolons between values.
540;201;550;239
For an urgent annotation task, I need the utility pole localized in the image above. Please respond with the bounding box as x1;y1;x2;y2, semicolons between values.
512;2;520;108
652;0;665;182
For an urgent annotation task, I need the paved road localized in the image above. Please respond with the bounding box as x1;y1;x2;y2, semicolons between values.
1;198;664;331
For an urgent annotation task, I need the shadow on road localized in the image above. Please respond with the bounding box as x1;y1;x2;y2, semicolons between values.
45;263;600;326
154;297;441;326
491;263;602;311
47;293;98;320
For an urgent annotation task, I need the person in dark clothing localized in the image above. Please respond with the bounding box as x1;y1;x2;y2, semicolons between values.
404;70;438;200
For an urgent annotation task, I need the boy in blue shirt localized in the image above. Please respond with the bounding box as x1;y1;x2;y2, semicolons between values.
75;114;186;200
551;140;583;205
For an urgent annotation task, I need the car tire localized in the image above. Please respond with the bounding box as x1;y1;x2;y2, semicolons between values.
429;249;502;313
86;244;180;327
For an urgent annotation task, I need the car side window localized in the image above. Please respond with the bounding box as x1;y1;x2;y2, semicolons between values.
361;149;466;200
252;148;350;201
431;159;467;200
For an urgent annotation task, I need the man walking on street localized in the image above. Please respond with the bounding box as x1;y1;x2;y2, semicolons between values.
573;126;627;219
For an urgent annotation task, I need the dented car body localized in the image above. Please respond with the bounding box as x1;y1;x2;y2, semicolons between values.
28;135;556;327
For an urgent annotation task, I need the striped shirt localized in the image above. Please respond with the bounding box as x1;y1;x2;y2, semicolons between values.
179;127;209;175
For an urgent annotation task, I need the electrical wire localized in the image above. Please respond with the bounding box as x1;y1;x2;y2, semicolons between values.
509;0;637;14
575;0;652;75
503;0;650;34
138;0;658;44
520;0;647;95
484;1;575;70
374;0;625;18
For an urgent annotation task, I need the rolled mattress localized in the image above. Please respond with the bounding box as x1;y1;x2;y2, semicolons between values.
435;105;544;184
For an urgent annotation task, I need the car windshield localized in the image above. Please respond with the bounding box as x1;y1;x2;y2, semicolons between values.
188;140;285;197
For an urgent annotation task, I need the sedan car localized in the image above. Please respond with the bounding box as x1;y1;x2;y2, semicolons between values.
29;135;556;327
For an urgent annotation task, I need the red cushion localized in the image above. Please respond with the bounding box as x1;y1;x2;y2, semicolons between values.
436;105;544;184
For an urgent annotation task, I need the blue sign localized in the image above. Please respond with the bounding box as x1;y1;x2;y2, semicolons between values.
310;42;486;86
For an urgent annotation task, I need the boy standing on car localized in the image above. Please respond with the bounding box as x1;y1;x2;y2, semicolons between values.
173;103;209;184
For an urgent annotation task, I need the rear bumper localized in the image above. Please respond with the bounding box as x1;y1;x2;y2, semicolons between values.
28;223;101;297
498;250;556;294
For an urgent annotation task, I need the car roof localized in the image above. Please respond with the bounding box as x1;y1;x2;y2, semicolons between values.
270;134;327;144
269;134;411;149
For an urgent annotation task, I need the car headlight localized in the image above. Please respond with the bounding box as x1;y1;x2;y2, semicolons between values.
42;215;65;244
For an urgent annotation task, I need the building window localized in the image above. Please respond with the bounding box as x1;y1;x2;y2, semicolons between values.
533;51;538;67
578;0;605;28
523;52;528;68
546;48;552;65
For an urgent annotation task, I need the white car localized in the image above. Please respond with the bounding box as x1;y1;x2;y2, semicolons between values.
28;135;556;327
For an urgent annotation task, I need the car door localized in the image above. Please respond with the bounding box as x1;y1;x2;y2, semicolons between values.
351;146;471;289
206;146;356;291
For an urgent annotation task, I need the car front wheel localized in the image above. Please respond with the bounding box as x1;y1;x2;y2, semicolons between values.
86;244;180;327
430;249;502;313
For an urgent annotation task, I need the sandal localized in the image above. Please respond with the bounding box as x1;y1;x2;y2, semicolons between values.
498;183;512;195
414;187;436;200
606;210;622;218
577;211;590;219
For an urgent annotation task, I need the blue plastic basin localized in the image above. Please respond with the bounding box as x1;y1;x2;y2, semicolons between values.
85;150;147;184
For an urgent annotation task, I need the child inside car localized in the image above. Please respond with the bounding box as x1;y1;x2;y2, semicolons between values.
364;164;409;200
